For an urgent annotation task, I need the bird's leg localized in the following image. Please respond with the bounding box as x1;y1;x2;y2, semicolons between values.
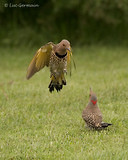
63;69;67;75
61;73;66;85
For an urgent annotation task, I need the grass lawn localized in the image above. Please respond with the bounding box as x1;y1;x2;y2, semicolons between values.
0;46;128;159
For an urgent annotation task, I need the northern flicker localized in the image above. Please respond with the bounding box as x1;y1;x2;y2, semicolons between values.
82;88;112;130
26;39;74;92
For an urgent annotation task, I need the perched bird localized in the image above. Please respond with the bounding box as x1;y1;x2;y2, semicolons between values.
82;88;112;130
26;39;74;92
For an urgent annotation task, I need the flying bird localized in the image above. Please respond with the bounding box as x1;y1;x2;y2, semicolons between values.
26;39;75;92
82;88;112;130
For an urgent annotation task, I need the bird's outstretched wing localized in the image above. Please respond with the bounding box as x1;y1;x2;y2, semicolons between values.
67;47;76;76
26;42;54;79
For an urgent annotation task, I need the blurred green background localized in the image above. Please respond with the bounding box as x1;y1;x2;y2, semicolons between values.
0;0;128;47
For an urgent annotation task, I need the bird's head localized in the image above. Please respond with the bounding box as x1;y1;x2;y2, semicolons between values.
89;88;97;105
55;39;71;55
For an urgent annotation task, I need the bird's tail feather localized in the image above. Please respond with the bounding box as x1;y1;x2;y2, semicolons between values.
101;122;112;128
48;74;66;92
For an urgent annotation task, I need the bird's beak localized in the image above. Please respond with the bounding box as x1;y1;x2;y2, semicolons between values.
66;48;71;52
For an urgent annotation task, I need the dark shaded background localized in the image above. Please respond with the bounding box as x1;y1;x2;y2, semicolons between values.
0;0;128;47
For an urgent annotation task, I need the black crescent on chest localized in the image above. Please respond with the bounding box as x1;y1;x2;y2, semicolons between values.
55;52;67;58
